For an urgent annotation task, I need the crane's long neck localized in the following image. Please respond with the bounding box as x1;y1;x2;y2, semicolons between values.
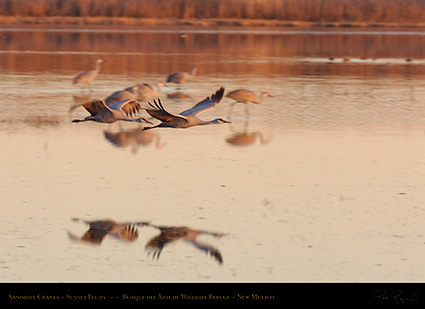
155;83;163;91
201;118;223;125
125;117;144;123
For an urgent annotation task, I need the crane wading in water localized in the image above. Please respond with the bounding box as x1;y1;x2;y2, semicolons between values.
72;98;152;124
226;89;273;118
73;59;103;91
143;87;230;129
166;67;197;89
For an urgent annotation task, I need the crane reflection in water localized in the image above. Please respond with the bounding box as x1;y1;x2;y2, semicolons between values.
145;224;226;265
225;115;271;147
104;127;163;153
68;219;226;264
67;218;149;244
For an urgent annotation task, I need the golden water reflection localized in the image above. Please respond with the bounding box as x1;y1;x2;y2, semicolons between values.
2;26;425;79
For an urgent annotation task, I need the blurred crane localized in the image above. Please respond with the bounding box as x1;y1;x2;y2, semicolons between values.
105;90;137;105
104;127;163;153
68;218;149;244
125;82;165;101
72;98;152;124
73;59;103;91
226;89;273;117
145;225;226;264
166;67;197;89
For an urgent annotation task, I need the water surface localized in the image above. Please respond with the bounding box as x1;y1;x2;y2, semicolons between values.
1;26;425;282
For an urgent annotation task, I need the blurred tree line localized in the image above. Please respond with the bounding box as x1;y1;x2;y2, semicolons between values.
0;0;424;24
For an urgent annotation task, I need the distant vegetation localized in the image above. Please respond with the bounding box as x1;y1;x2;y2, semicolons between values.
1;0;425;25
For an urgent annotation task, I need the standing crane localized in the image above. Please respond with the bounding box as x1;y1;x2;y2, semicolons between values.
73;59;104;91
226;89;273;118
166;67;197;89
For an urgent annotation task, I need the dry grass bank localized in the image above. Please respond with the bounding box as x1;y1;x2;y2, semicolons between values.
0;0;425;27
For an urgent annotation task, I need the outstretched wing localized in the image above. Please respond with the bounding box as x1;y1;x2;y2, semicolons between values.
67;227;109;244
81;98;109;116
145;226;188;260
108;99;141;117
145;99;186;122
110;224;139;241
184;239;224;264
179;87;225;117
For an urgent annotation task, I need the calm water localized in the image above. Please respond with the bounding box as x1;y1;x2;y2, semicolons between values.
1;26;425;282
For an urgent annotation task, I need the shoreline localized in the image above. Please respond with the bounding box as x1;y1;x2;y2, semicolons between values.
1;16;425;29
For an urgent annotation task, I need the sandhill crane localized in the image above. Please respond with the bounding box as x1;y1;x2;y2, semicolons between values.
145;225;226;264
166;67;197;89
72;98;152;124
68;218;149;244
143;87;229;129
73;59;103;91
226;89;273;104
104;82;164;105
105;90;137;105
167;91;192;100
125;82;165;101
226;89;273;117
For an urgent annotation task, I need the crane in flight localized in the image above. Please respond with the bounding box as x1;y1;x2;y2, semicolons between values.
72;98;152;124
143;87;230;129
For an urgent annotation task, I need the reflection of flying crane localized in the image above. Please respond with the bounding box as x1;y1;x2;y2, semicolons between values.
68;219;227;264
104;127;162;153
67;218;149;244
145;225;226;264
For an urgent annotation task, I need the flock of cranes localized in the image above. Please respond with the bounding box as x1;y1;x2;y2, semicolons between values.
71;59;273;129
68;60;269;264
